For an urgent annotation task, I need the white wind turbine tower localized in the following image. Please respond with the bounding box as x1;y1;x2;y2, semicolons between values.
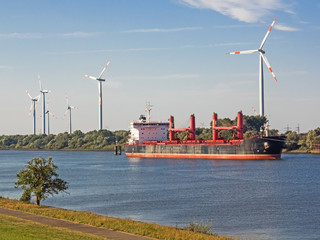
25;89;41;135
45;98;57;135
84;59;111;130
63;95;78;134
38;73;51;135
45;110;57;135
226;17;278;117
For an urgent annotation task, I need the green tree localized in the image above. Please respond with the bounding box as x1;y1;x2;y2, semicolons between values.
243;115;267;133
305;128;320;150
286;131;299;150
15;157;68;205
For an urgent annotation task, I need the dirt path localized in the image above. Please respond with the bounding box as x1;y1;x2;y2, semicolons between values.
0;207;157;240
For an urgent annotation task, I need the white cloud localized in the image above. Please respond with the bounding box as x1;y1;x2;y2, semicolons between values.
59;32;99;38
0;33;43;39
274;24;299;31
0;32;98;39
123;26;202;33
0;65;11;69
45;47;170;55
179;0;293;23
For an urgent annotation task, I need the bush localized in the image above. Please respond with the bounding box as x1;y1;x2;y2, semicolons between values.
184;220;214;235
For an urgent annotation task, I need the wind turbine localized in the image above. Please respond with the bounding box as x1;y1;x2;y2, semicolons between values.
226;17;278;117
84;59;111;130
25;89;41;135
38;73;51;135
45;110;57;135
63;95;78;134
40;97;56;135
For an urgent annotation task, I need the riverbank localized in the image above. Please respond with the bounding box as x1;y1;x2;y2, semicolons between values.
0;197;237;240
283;149;320;154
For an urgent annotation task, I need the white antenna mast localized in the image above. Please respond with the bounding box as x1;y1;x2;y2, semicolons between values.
146;101;153;123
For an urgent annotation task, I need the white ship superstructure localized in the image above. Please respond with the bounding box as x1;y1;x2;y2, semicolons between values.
129;118;169;144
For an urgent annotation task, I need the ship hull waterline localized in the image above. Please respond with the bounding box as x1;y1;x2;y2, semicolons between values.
125;136;285;160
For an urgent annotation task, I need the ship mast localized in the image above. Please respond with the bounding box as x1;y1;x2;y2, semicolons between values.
145;101;153;123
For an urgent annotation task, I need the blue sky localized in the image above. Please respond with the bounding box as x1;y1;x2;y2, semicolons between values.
1;0;319;135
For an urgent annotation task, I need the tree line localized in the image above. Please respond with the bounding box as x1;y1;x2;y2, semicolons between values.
0;130;130;151
1;115;320;152
285;128;320;152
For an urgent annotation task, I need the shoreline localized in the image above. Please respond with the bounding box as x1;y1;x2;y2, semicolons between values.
2;147;320;155
0;197;236;240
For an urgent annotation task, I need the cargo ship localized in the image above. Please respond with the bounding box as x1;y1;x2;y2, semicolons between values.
124;108;285;160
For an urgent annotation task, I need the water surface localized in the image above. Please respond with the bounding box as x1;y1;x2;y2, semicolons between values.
0;150;319;240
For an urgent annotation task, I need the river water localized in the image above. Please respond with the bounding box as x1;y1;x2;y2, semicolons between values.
0;150;319;240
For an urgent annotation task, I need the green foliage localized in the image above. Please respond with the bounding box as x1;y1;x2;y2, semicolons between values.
243;130;259;138
184;220;214;235
0;129;130;151
306;128;320;150
20;188;31;203
196;128;212;140
243;115;267;132
15;157;68;205
286;131;299;150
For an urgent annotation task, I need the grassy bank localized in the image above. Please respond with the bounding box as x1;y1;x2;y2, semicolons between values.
0;213;107;240
0;198;238;240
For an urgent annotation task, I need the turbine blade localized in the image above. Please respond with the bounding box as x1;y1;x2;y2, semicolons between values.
84;74;98;80
49;112;57;119
65;95;69;107
261;53;278;82
70;106;78;109
38;73;43;91
226;49;258;55
62;109;68;119
28;103;33;116
259;16;277;50
98;59;111;79
25;89;33;99
252;107;258;116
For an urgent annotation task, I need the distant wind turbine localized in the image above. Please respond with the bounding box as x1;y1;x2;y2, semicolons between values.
25;89;41;135
38;73;51;135
84;59;111;130
46;110;57;135
226;17;278;117
63;95;78;134
45;99;57;135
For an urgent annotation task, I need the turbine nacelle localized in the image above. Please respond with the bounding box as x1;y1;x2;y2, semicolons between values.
258;49;265;54
40;90;51;93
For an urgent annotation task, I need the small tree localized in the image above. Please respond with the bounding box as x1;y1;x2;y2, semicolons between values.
15;157;68;205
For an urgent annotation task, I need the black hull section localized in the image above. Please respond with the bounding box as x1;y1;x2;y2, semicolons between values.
125;136;285;160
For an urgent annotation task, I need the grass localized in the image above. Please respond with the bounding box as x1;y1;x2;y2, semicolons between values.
0;197;239;240
0;213;108;240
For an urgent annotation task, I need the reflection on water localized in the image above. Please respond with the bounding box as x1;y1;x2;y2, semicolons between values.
0;150;319;240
